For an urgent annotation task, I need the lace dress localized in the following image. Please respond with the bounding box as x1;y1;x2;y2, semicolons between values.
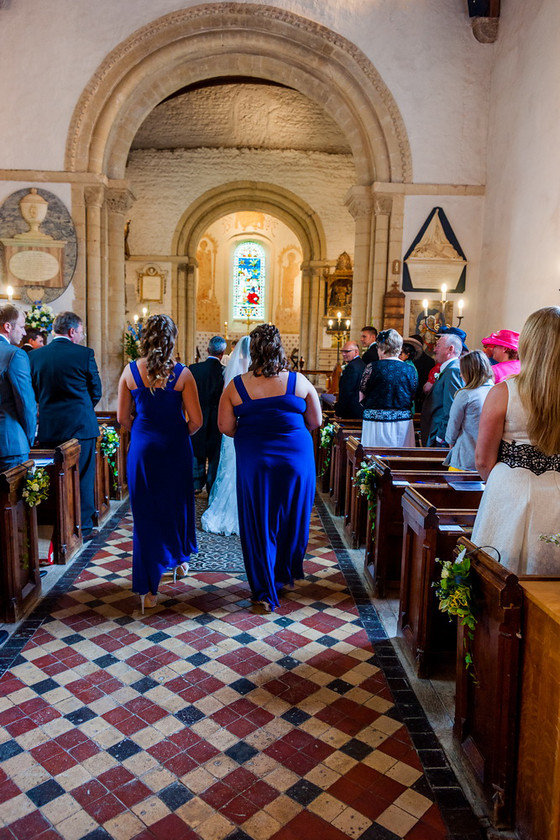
201;435;239;536
360;358;417;448
471;378;560;574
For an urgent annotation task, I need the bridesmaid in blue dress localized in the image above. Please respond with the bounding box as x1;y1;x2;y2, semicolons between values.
117;315;202;613
218;325;322;613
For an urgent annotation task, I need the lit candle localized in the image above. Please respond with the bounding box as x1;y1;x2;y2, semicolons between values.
458;299;464;314
6;285;13;302
224;321;228;339
328;319;333;329
142;307;148;318
345;320;350;330
133;314;139;323
441;284;447;303
422;299;429;317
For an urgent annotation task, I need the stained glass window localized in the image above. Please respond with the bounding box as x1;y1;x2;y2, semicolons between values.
233;241;266;321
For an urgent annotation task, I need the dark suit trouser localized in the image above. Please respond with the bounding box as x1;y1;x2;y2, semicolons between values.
78;438;97;534
0;453;27;472
193;448;220;493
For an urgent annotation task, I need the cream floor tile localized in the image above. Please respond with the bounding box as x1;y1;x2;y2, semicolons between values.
376;804;418;836
323;751;358;774
123;751;158;776
82;751;117;777
304;763;340;789
131;795;171;826
241;809;282;840
203;755;239;780
262;767;299;792
299;717;332;739
190;718;221;738
365;695;393;714
372;715;403;736
12;763;52;792
2;750;36;777
0;792;35;826
386;761;423;787
393;788;432;818
103;811;148;840
263;794;302;823
359;729;389;749
331;805;372;838
308;792;346;822
363;749;398;774
175;796;215;828
52;809;98;840
180;766;215;794
41;792;82;825
56;763;93;791
152;715;184;736
196;812;235;840
12;728;51;750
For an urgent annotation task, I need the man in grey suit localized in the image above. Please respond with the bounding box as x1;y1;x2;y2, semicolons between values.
0;304;37;471
422;333;464;447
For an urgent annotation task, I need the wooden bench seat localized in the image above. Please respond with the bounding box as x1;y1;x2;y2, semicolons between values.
32;440;82;564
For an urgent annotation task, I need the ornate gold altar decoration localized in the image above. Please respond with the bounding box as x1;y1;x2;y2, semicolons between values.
324;252;353;324
404;207;467;292
1;189;66;299
136;264;167;304
196;236;221;333
275;246;301;334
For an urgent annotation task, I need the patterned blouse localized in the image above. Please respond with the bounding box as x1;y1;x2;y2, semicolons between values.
360;358;418;422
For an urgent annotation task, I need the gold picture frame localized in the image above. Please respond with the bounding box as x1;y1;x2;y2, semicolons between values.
137;264;166;304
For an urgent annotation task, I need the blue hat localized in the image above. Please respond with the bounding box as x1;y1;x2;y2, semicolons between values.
438;325;469;352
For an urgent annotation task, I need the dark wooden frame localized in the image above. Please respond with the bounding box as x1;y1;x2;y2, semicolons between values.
0;461;41;622
33;440;82;565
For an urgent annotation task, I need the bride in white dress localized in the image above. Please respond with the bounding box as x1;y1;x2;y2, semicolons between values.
201;335;250;536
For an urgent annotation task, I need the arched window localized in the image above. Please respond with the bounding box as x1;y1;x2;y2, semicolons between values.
233;241;266;321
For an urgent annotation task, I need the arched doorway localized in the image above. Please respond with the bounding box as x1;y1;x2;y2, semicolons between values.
66;4;411;402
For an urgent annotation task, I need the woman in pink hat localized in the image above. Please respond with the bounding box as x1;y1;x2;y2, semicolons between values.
473;307;560;575
486;329;520;383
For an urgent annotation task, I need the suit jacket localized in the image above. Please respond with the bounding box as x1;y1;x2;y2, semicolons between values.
362;343;379;365
30;337;102;445
334;356;365;419
189;357;224;459
421;358;464;447
0;337;37;458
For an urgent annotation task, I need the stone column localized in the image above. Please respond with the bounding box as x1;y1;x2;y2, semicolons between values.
372;194;393;328
345;186;374;333
299;262;312;366
106;186;135;407
184;260;197;365
306;263;324;370
83;185;105;372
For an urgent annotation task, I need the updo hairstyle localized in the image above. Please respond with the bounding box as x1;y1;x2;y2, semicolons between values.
139;314;178;389
377;328;403;357
249;324;289;378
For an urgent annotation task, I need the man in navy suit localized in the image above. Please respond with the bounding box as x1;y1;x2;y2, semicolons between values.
189;335;226;493
0;304;37;471
421;333;464;447
360;326;379;364
30;312;102;538
335;341;365;419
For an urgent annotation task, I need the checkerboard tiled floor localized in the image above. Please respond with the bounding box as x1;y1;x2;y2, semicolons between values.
0;502;483;840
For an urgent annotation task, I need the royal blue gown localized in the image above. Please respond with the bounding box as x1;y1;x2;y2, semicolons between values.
233;371;315;610
128;361;197;595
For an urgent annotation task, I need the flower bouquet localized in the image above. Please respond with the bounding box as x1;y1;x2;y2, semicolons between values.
124;322;142;360
433;546;477;678
354;461;378;520
319;423;336;476
100;424;120;491
22;466;50;507
25;304;55;334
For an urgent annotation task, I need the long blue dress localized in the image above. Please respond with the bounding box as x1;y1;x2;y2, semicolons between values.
233;371;315;610
128;361;197;595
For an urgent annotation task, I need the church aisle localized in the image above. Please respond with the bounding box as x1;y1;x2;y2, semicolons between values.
0;502;483;840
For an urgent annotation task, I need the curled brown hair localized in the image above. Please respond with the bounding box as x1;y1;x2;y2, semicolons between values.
139;314;178;389
248;324;289;377
459;350;494;390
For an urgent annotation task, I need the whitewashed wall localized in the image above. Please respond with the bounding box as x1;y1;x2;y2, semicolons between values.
478;0;560;336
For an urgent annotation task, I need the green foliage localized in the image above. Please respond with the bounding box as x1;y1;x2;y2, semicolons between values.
124;322;142;360
354;460;378;522
319;423;336;476
433;545;478;680
100;424;120;491
25;304;55;334
22;467;50;507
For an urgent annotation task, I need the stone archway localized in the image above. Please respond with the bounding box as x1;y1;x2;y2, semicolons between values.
170;181;328;367
67;4;412;400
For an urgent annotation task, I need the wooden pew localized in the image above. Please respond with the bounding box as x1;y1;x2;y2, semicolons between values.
0;460;41;622
363;451;455;593
32;440;82;564
96;411;129;500
328;420;361;516
93;438;111;528
398;483;484;677
453;539;523;829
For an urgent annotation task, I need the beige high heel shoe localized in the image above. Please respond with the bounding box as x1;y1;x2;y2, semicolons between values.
172;562;189;583
140;593;158;614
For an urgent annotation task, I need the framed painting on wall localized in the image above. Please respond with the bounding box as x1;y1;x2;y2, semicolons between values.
137;264;166;303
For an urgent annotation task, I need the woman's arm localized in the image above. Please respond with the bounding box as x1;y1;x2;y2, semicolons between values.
475;382;508;480
117;367;134;431
302;377;322;431
218;381;238;437
180;368;203;435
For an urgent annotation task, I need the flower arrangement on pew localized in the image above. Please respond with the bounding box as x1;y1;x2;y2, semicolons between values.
25;303;55;335
22;467;50;507
124;321;142;360
319;423;336;476
100;425;120;491
354;461;378;522
433;545;477;680
540;533;560;546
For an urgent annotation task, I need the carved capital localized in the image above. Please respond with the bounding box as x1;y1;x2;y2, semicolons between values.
84;185;105;208
344;186;373;220
106;187;135;215
374;195;393;215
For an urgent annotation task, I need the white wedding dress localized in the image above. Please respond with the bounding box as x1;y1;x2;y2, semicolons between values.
201;336;250;536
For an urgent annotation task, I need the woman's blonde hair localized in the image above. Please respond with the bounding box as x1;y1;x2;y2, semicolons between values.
459;350;494;390
517;306;560;455
377;328;402;357
139;314;178;390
